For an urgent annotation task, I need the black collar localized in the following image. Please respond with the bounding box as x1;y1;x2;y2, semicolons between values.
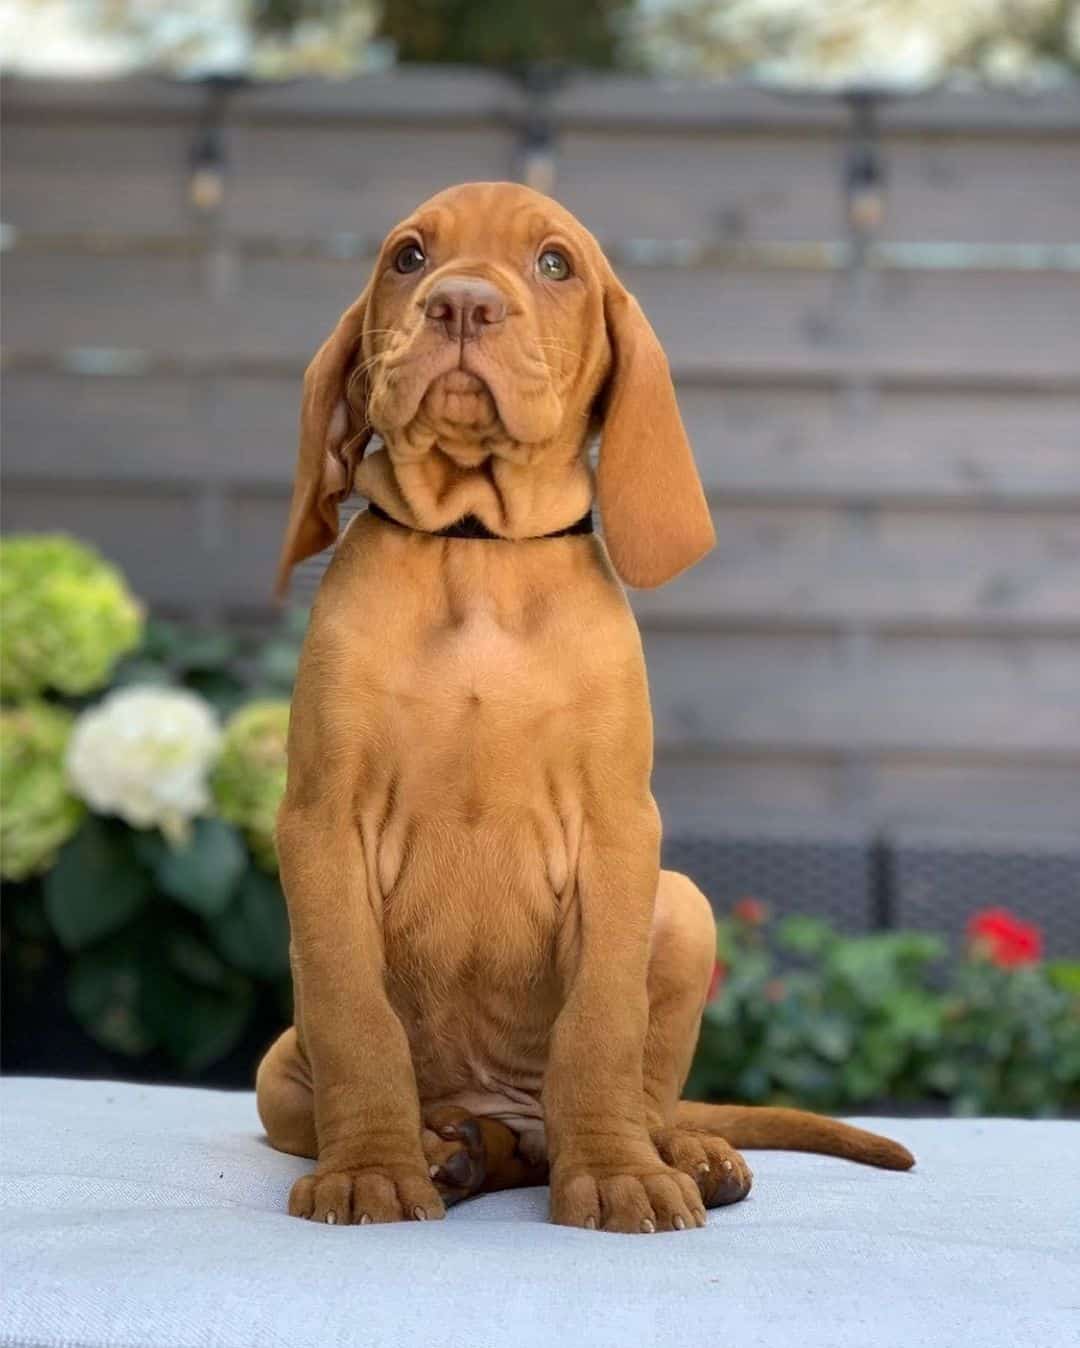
368;500;594;541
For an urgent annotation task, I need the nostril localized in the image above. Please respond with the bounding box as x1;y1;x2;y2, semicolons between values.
473;296;506;327
425;294;456;323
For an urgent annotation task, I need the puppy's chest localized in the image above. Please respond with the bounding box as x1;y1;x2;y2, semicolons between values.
383;605;583;780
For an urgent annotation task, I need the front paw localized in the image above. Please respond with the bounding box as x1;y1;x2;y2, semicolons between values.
288;1164;445;1225
550;1160;706;1233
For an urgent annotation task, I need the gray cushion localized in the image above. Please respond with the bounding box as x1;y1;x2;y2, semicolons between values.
2;1077;1077;1348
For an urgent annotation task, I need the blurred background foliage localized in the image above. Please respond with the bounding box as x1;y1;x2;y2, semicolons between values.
377;0;631;70
2;0;1077;85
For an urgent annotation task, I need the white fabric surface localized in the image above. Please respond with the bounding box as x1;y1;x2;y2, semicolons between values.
1;1077;1077;1348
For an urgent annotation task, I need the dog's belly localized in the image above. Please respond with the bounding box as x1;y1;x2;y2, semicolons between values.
365;701;579;1107
377;801;568;1108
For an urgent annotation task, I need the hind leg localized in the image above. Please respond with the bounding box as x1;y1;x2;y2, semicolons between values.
257;1030;542;1205
643;871;752;1208
257;1026;317;1158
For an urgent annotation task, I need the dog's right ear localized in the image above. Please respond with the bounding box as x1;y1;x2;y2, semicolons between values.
275;289;373;598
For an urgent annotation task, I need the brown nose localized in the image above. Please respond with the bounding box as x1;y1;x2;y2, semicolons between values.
424;276;507;340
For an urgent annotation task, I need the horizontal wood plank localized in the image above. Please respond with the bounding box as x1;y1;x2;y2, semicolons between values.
7;376;1079;504
6;253;1079;383
1;120;197;236
0;484;286;614
682;386;1080;502
558;129;1080;246
652;752;1080;839
644;630;1080;757
642;502;1080;630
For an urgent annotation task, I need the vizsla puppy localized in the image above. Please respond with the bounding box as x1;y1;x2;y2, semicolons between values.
258;182;913;1232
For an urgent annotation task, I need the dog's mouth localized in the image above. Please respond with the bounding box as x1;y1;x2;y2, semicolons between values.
422;368;501;435
369;326;566;449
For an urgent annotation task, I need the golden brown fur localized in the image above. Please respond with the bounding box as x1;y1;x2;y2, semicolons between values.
257;182;913;1234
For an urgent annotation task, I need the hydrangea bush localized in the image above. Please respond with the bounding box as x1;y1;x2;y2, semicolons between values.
0;702;85;881
2;531;1078;1103
1;533;301;1073
212;701;291;871
0;535;143;700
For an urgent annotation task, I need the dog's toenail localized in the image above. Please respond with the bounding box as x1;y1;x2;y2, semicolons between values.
359;1213;372;1225
438;1126;458;1140
325;1211;336;1224
673;1215;686;1230
641;1219;655;1233
697;1162;710;1173
413;1206;428;1221
429;1164;440;1178
695;1212;706;1227
584;1216;597;1230
722;1160;733;1172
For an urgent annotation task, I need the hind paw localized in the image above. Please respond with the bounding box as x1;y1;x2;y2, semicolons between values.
422;1107;488;1205
652;1127;752;1208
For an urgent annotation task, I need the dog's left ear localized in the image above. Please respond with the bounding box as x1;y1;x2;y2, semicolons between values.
596;282;715;588
274;289;373;598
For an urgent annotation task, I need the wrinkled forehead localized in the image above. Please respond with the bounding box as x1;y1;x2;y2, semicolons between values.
389;182;600;269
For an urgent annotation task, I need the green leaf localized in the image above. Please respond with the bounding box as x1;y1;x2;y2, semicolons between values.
777;915;833;957
140;619;185;662
68;944;154;1056
110;658;172;688
256;640;301;690
182;669;247;715
282;606;310;642
1047;960;1080;998
807;1014;854;1063
209;868;291;979
43;819;148;950
167;929;229;988
155;818;245;917
172;631;237;673
139;946;254;1073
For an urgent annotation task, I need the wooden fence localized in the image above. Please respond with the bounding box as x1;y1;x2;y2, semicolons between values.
3;71;1079;872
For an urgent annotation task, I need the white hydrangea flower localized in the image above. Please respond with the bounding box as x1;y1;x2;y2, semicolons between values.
66;686;222;844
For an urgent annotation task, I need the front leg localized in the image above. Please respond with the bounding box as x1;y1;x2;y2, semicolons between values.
276;608;442;1227
280;806;443;1225
544;803;706;1233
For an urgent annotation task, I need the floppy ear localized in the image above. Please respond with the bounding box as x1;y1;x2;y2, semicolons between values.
274;289;373;597
596;284;715;589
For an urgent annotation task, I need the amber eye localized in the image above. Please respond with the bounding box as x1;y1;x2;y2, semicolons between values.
394;242;426;274
538;248;571;281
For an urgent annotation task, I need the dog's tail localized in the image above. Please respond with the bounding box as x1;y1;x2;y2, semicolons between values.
675;1101;915;1170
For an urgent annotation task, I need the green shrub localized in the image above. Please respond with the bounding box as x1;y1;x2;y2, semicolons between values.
0;702;85;881
379;0;631;69
0;535;142;701
212;701;290;871
689;904;1080;1117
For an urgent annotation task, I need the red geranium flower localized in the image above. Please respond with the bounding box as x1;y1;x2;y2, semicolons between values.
707;959;726;1001
967;907;1042;968
732;897;767;926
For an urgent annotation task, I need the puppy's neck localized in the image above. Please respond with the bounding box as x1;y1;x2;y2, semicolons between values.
353;438;593;540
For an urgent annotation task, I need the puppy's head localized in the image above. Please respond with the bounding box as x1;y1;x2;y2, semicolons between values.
277;182;713;594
